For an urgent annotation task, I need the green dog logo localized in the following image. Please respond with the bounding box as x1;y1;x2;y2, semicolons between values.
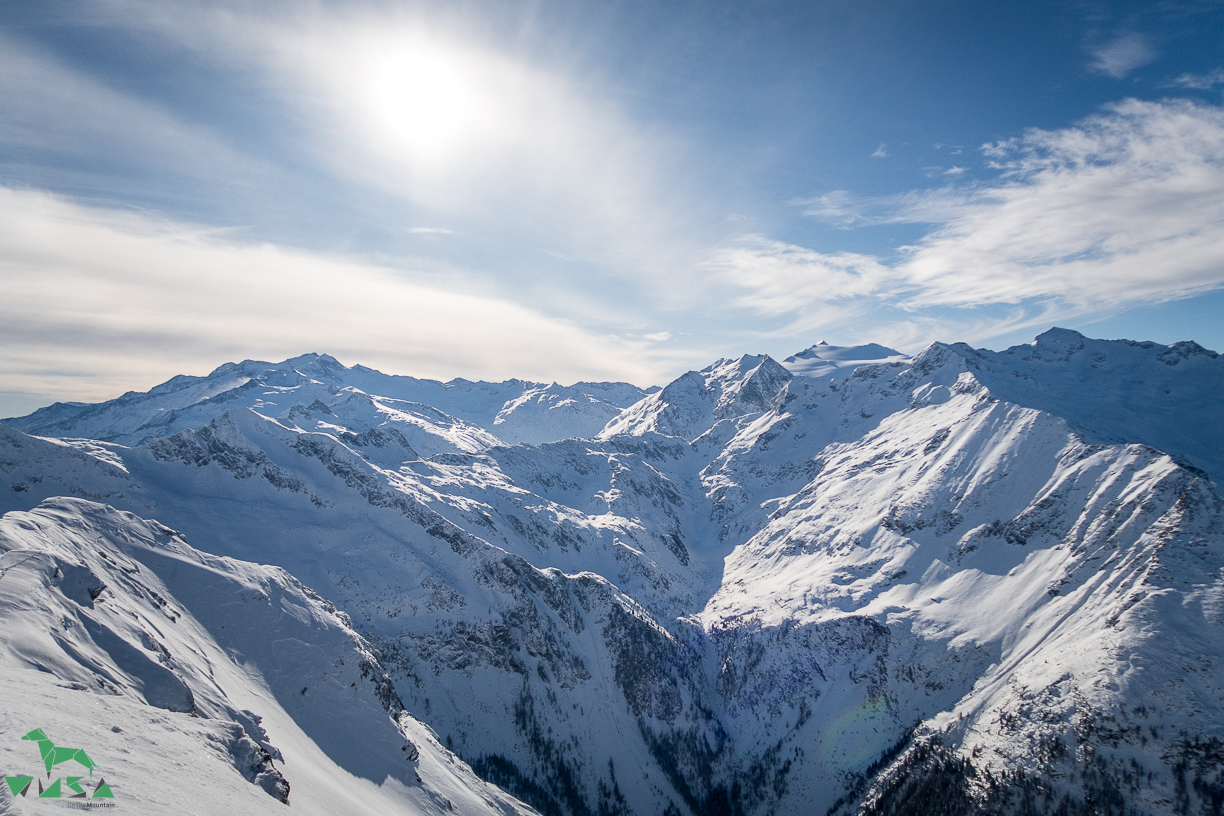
4;728;113;799
21;728;96;778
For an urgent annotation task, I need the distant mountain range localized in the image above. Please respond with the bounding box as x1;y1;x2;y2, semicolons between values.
2;329;1221;816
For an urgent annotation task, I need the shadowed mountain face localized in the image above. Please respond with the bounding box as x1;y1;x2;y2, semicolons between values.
2;329;1222;816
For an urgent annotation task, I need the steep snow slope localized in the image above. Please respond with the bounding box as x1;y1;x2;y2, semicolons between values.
597;354;793;443
692;345;1224;814
0;498;536;816
2;330;1221;816
3;354;651;450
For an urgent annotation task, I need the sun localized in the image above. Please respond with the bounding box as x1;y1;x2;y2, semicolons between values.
355;35;500;166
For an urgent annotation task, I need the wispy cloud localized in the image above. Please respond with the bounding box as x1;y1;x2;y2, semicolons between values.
406;227;454;235
0;187;665;403
871;143;888;158
1170;69;1224;91
718;99;1224;338
793;190;874;228
1088;33;1156;79
902;99;1224;308
708;238;896;315
0;32;277;202
794;186;977;229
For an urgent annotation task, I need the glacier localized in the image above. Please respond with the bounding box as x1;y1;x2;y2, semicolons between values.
0;329;1221;816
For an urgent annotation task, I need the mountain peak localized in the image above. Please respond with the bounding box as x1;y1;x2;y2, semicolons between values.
1032;326;1084;342
1030;327;1086;354
283;352;344;368
598;353;792;441
781;341;910;377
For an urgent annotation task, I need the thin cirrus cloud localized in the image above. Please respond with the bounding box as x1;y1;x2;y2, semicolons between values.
1170;69;1224;90
709;241;895;316
793;190;872;228
0;32;277;200
0;186;666;407
1088;33;1156;79
715;99;1224;339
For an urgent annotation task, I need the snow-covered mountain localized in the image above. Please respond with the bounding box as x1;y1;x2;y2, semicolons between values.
1;328;1221;816
597;353;793;442
940;328;1224;484
3;353;654;450
0;497;536;816
781;341;911;378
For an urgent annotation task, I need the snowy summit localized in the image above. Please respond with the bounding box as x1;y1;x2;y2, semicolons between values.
781;341;912;378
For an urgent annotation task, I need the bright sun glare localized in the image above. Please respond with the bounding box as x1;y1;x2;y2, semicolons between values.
356;36;503;165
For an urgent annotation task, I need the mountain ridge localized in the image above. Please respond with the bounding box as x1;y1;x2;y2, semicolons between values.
3;353;655;451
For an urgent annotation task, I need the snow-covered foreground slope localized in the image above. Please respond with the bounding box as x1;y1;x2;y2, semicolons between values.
1;328;1221;816
0;498;535;816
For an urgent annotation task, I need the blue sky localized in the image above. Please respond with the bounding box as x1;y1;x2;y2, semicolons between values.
2;0;1223;413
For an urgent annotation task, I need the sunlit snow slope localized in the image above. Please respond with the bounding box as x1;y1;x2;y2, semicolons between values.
0;498;536;816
